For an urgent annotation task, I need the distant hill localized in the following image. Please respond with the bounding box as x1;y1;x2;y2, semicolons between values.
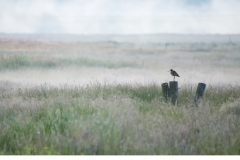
0;33;240;44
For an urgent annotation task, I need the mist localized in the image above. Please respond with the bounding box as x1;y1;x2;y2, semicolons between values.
1;0;240;34
1;0;240;87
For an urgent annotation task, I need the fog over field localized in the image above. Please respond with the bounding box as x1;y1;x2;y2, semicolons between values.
0;0;240;87
1;1;240;155
0;34;239;88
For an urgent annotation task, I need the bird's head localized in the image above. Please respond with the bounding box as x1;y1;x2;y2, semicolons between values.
168;69;173;72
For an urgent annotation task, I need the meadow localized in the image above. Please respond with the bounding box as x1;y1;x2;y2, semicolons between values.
0;35;240;155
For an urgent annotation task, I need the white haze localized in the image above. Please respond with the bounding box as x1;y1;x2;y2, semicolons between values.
0;0;240;34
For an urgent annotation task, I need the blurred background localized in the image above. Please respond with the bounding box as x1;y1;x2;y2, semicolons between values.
0;0;240;87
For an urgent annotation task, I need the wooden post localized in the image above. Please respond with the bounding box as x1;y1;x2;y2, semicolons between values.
169;81;178;105
194;83;206;106
161;83;169;100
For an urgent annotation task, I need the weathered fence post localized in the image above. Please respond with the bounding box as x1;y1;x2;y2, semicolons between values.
169;81;178;105
161;83;169;100
194;83;206;106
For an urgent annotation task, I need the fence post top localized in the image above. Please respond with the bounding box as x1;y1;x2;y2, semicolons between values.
161;83;168;86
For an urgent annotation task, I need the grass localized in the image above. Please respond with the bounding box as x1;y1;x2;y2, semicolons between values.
0;54;139;70
0;81;240;155
1;38;240;155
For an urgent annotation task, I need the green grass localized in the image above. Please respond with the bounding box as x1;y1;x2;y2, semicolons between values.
0;54;139;70
0;81;240;155
0;40;240;155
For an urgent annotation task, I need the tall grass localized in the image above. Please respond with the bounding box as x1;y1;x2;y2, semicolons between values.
0;81;240;155
1;39;240;155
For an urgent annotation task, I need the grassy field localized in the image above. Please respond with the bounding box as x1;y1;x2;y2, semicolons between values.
0;82;240;155
0;36;240;155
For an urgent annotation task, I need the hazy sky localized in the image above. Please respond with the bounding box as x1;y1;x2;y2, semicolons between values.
0;0;240;34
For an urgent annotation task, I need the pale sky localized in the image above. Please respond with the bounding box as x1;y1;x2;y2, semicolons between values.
0;0;240;34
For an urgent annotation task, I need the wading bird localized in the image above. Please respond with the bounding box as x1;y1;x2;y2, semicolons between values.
169;69;180;81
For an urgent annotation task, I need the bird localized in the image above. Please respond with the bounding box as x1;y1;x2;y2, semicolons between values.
169;69;180;81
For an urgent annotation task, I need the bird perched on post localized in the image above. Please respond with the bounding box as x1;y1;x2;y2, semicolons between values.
169;69;180;81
